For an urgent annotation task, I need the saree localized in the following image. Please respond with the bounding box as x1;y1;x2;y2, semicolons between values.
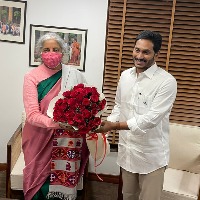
22;66;89;200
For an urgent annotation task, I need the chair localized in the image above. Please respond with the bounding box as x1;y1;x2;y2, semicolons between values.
6;124;24;199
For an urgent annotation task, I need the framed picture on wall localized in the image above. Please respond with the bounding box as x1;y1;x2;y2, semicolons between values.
0;0;27;44
29;24;88;71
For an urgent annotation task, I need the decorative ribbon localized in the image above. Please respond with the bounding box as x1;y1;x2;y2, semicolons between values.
86;132;108;181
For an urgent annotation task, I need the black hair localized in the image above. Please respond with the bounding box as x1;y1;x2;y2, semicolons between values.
135;30;162;53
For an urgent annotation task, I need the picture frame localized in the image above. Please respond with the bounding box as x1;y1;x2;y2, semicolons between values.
0;0;27;44
29;24;88;71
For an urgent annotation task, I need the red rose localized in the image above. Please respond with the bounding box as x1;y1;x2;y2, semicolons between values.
75;88;84;93
82;109;91;119
70;90;79;98
98;99;106;110
67;118;75;126
73;83;84;90
90;94;99;102
53;111;62;121
93;117;101;126
76;93;85;103
84;87;92;95
91;103;97;109
78;125;90;133
87;117;101;130
67;98;76;106
91;87;99;95
65;111;75;119
74;113;84;123
63;91;71;98
82;98;90;106
91;108;98;115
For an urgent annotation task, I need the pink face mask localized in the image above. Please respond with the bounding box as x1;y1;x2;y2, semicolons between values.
41;52;63;69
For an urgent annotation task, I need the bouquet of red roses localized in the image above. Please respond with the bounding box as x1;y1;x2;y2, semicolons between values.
52;83;107;135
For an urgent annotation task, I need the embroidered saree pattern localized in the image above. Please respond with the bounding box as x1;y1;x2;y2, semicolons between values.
46;130;83;199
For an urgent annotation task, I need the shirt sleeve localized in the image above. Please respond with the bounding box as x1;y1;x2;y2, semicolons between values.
23;74;60;129
127;78;177;134
107;78;121;122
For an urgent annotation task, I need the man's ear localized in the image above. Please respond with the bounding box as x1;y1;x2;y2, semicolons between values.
155;50;160;57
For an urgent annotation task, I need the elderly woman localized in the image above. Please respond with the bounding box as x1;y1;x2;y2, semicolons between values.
22;32;89;200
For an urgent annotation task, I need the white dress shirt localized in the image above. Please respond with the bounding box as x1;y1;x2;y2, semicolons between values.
107;63;177;174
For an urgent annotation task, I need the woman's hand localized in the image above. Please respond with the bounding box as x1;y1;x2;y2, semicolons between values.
59;122;76;132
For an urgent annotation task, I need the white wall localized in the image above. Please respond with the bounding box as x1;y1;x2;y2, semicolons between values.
0;0;108;163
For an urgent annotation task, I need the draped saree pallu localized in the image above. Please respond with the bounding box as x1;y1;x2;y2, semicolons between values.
46;130;83;200
23;69;89;200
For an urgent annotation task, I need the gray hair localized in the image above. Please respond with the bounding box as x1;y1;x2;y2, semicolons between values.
35;32;67;54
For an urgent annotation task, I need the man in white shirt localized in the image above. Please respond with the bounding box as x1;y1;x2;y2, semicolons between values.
96;30;177;200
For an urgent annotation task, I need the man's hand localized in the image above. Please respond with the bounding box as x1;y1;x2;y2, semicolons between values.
95;121;116;133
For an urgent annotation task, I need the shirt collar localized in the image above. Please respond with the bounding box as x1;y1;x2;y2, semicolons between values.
130;63;158;79
143;63;158;79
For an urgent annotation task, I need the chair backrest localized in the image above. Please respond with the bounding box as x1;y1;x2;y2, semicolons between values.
168;123;200;174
